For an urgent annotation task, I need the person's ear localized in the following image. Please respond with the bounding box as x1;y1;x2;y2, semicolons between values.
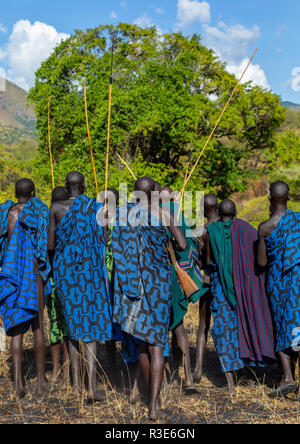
30;191;35;199
288;193;291;202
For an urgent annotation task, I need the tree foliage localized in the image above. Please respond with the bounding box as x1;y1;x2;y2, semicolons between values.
28;24;285;198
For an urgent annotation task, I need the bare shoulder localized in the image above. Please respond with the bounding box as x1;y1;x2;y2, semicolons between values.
258;219;272;238
8;203;25;219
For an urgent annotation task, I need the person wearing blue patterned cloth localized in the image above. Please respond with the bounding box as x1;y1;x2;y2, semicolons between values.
111;176;187;420
258;181;300;398
48;172;113;404
0;179;51;398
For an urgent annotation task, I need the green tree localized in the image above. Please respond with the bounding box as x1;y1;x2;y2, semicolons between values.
28;23;285;197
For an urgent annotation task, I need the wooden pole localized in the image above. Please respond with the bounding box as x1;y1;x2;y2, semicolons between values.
84;80;99;197
177;150;193;221
48;98;55;190
104;34;115;211
115;153;137;180
181;48;258;195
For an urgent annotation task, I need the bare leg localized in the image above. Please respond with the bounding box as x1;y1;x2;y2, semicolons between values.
31;275;48;395
68;340;81;394
139;341;150;389
279;350;295;384
10;326;25;399
148;345;165;420
268;349;298;398
62;339;70;386
106;341;117;380
193;294;211;381
225;372;235;393
50;342;61;381
173;322;193;387
130;362;141;404
85;342;103;403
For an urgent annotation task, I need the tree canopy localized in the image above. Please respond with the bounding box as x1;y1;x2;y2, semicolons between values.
28;23;286;198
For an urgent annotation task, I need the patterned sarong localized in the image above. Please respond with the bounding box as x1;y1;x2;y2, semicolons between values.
210;264;243;373
47;279;68;345
0;198;51;335
231;219;275;362
53;195;112;343
265;210;300;352
112;204;171;348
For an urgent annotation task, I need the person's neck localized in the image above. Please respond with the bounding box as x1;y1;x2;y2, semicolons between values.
205;210;219;223
271;203;287;217
17;197;31;204
221;216;234;223
69;189;83;199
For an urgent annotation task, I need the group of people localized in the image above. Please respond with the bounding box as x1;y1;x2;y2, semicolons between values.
0;172;299;420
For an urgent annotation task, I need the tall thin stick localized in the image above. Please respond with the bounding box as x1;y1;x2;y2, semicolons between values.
104;34;115;211
115;153;137;180
48;98;55;190
177;150;193;222
84;80;99;197
182;48;258;194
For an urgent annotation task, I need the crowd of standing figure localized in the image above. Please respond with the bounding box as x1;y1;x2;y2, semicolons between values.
0;173;299;420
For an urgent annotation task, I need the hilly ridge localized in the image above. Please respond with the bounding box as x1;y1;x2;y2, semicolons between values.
0;78;36;144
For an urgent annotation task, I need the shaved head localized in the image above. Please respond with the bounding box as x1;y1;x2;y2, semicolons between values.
66;171;85;187
219;199;237;218
135;176;156;198
104;187;119;205
51;186;69;203
160;186;175;202
269;181;289;202
65;171;85;194
15;178;35;199
154;181;161;192
204;194;218;210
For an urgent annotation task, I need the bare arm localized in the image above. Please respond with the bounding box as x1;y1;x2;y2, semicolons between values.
162;207;187;252
48;204;57;253
257;223;268;268
204;230;212;269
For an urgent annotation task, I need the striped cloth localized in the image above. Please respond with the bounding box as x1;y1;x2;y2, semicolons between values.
231;219;275;362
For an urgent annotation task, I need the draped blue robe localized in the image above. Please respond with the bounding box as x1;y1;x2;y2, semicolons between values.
111;204;171;348
0;198;51;335
53;195;112;343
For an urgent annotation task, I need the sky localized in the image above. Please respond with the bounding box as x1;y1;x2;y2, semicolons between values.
0;0;299;103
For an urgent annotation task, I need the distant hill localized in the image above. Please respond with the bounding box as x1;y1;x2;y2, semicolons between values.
0;78;36;144
281;101;300;112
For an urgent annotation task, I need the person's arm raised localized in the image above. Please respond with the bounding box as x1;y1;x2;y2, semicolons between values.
162;207;187;252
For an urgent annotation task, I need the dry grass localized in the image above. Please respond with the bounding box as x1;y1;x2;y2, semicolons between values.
0;303;299;424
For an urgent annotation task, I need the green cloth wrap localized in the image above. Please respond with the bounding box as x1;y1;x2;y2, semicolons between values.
207;220;236;310
162;201;209;331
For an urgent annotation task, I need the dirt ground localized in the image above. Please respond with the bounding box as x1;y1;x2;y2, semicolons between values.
0;302;299;424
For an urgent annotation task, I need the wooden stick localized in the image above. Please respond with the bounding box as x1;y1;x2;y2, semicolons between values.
177;150;193;222
84;80;99;197
48;98;55;190
104;35;115;211
115;153;137;180
182;48;258;194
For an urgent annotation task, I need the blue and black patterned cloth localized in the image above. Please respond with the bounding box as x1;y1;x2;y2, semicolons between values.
53;195;113;343
111;203;171;349
265;210;300;352
0;198;51;335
